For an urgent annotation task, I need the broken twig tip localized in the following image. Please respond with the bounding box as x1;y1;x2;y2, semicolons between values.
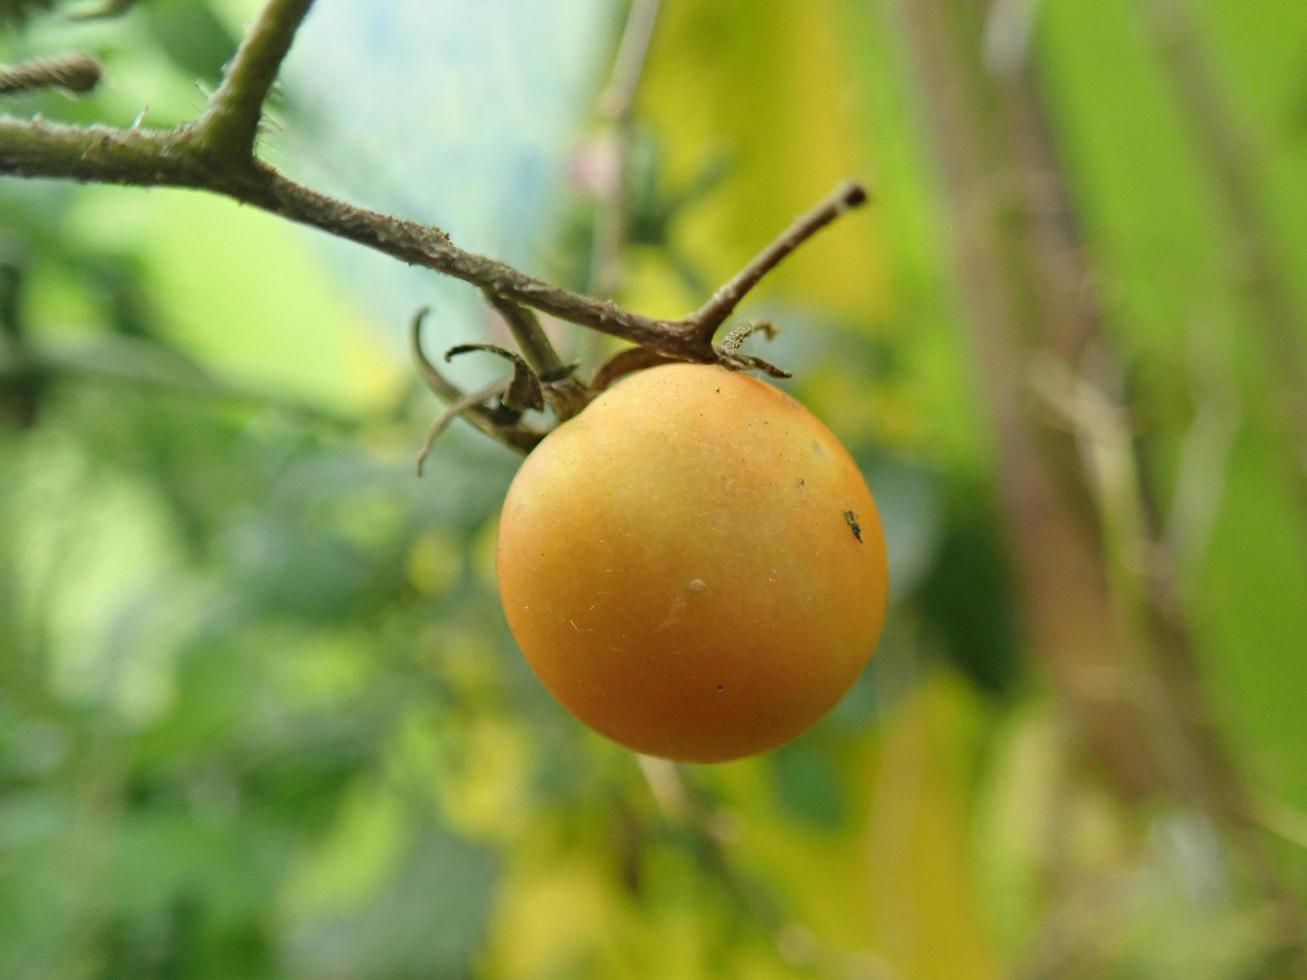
839;181;870;210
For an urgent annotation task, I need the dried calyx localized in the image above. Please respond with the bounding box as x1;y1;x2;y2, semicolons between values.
411;305;796;471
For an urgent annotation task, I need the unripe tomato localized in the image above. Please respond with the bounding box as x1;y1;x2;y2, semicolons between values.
496;363;887;762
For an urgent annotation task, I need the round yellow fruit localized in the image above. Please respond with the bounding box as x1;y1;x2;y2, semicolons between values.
495;363;888;762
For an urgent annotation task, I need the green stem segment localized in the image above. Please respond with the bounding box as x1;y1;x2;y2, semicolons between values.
192;0;316;165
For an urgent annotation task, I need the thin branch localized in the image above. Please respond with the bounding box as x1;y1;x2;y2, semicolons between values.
0;116;683;346
599;0;663;121
687;180;869;339
895;0;1162;800
0;117;209;188
0;0;866;385
257;166;707;350
589;0;663;301
0;54;102;97
0;108;866;362
192;0;315;165
482;290;568;376
1144;0;1307;503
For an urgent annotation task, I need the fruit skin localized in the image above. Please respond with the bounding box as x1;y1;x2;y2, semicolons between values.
495;363;888;762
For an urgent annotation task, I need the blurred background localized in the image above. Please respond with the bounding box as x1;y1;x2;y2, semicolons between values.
2;0;1306;977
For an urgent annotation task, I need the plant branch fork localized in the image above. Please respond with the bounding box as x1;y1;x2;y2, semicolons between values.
0;0;870;460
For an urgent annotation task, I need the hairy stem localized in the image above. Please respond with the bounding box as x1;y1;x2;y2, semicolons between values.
193;0;316;165
896;0;1303;953
0;54;101;97
688;180;869;339
483;291;568;377
0;0;869;442
0;109;865;362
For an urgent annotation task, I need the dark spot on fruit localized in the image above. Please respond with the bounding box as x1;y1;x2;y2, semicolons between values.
843;510;863;543
715;684;724;693
715;387;721;393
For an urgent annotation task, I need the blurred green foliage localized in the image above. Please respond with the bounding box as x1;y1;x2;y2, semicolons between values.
2;1;1307;978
